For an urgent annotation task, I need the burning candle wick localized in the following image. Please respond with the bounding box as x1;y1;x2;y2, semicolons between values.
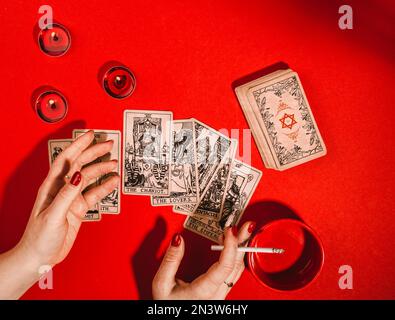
51;32;59;41
48;99;57;109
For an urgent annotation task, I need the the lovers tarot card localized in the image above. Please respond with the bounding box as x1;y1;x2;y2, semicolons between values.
184;160;262;243
151;119;198;206
73;129;121;214
246;71;327;170
123;110;173;196
174;119;233;214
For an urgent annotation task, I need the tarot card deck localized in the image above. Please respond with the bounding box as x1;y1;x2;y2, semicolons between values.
235;69;327;171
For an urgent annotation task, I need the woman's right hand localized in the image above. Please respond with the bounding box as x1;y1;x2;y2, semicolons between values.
152;221;255;300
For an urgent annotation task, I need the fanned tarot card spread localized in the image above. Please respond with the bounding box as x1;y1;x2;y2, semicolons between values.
184;160;262;243
151;119;199;206
193;140;237;220
48;138;101;221
175;119;234;214
123;110;173;196
235;69;327;171
73;130;121;214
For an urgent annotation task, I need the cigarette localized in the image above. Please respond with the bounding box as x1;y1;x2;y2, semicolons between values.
211;245;285;254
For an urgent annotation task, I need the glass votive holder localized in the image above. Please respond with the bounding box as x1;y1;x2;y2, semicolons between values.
38;22;71;57
34;89;68;123
102;65;136;99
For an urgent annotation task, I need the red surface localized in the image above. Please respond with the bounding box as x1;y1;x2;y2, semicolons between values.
0;0;394;300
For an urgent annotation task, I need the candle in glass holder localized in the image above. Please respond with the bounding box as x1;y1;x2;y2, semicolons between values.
38;23;71;57
35;90;68;123
102;66;136;99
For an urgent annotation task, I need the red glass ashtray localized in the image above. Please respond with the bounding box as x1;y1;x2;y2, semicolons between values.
35;90;68;123
247;219;324;291
38;23;71;57
102;66;136;99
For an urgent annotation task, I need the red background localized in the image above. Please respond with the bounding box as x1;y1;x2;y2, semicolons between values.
0;0;394;299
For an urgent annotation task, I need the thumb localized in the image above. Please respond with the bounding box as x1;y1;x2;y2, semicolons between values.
153;233;185;298
47;171;83;223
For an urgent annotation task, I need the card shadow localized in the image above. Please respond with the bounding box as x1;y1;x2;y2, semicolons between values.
240;199;302;229
231;61;290;90
0;120;86;253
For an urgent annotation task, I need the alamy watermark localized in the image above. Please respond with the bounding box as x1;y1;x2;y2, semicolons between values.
38;265;53;290
38;5;53;30
338;265;353;290
338;5;353;30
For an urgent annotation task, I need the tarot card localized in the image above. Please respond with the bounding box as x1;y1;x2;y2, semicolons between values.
73;129;121;214
151;119;198;206
82;211;102;221
246;71;327;170
48;139;73;166
193;139;237;220
176;119;233;213
184;160;262;243
123;110;172;196
218;160;262;229
183;216;224;244
48;138;101;221
173;205;191;215
194;119;232;195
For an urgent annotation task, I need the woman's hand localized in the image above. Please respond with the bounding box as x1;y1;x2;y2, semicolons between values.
152;221;255;300
0;130;119;299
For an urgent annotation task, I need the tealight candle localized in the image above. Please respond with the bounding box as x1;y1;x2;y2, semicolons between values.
38;23;71;57
35;90;68;123
102;66;136;99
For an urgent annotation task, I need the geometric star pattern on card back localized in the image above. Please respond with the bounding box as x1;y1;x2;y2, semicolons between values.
279;113;297;130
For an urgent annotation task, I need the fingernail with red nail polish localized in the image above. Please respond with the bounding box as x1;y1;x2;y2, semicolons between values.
232;226;238;237
171;233;181;247
248;222;256;234
70;171;82;186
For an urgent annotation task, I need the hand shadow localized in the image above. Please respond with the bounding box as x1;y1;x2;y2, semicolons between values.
0;120;86;253
131;216;167;300
131;215;220;300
